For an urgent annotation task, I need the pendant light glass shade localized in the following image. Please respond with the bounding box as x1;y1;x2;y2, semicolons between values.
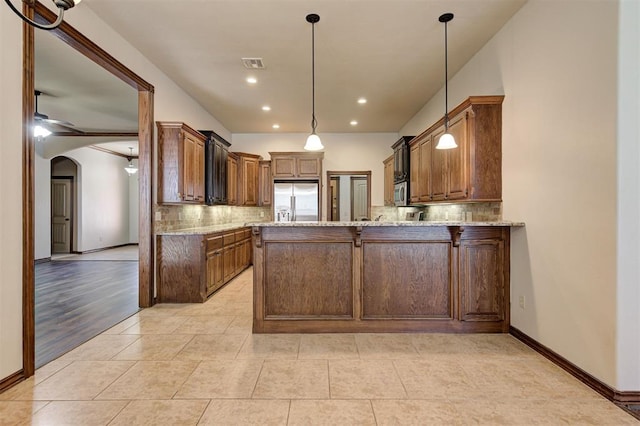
304;133;323;151
436;132;457;150
435;12;457;150
304;13;324;151
124;162;138;175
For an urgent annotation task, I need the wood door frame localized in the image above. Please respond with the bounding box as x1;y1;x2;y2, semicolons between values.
326;171;371;222
21;2;155;378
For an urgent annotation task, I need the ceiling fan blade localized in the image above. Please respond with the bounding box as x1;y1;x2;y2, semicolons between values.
43;117;75;127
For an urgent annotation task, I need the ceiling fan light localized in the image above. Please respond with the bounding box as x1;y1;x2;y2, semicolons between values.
125;165;138;175
435;132;457;150
304;133;324;151
34;125;51;138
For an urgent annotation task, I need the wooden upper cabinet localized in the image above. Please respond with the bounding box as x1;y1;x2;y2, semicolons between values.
408;96;503;204
259;160;272;206
409;143;420;203
269;152;324;179
383;155;394;206
157;121;205;204
418;136;432;202
235;152;262;206
201;130;231;205
227;152;238;206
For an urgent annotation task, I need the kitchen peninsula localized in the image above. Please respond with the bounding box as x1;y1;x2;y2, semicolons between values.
251;221;523;334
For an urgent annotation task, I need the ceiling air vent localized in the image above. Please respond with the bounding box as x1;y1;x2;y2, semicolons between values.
241;58;266;69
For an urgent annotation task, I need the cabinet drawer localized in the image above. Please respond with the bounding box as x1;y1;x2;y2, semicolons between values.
223;232;235;246
242;229;252;240
206;235;223;252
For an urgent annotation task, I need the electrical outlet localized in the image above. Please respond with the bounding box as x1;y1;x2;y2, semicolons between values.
260;211;265;218
155;211;162;221
519;295;526;309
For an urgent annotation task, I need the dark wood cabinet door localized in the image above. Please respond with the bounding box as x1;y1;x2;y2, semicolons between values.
409;143;420;203
214;141;228;203
383;155;394;206
459;237;505;322
446;112;468;200
182;132;196;201
430;127;447;201
227;154;238;205
194;137;205;202
223;244;235;282
418;137;432;202
240;156;259;206
259;160;272;206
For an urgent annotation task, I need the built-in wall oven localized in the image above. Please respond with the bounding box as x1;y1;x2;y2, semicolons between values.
391;136;414;206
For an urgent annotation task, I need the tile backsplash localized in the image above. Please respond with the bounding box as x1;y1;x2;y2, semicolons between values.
155;204;271;232
155;202;503;232
371;202;502;222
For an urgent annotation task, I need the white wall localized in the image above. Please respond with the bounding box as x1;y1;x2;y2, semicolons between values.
34;143;51;260
0;3;25;380
61;148;131;251
616;0;640;392
231;132;398;218
402;0;623;388
129;159;139;244
0;3;229;380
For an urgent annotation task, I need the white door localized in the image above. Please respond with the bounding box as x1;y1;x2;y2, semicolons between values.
351;177;368;220
51;178;72;253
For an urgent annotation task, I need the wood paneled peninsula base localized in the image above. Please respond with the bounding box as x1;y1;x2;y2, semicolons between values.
250;221;524;334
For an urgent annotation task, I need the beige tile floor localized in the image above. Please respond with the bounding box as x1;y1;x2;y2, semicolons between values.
1;268;637;425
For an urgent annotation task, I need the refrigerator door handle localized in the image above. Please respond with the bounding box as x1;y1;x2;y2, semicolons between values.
291;196;296;221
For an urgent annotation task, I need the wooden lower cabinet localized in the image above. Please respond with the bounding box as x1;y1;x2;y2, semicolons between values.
157;227;252;303
253;225;510;333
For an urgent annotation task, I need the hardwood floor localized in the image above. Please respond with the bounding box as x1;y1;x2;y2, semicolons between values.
35;259;139;368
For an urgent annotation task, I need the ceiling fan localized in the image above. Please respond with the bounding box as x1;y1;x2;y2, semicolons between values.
34;90;80;134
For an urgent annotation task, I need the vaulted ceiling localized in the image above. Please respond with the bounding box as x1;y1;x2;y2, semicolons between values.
34;0;527;143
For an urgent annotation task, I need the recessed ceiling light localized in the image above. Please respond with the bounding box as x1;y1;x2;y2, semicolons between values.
357;98;367;104
246;77;257;84
262;106;271;111
272;124;280;129
350;120;358;126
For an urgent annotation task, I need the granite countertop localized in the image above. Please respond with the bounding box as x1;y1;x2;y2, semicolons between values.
156;222;253;236
247;220;525;227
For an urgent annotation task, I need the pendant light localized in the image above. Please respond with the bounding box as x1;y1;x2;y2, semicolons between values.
4;0;82;31
124;147;138;175
435;13;458;150
304;13;324;151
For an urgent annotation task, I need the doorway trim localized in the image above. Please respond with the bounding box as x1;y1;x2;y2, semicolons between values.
325;171;372;222
21;1;155;378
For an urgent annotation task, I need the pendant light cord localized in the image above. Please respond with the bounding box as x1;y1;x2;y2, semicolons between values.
444;18;449;132
311;20;317;133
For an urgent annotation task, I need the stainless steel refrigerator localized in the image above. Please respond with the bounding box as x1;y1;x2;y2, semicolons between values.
273;182;319;222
